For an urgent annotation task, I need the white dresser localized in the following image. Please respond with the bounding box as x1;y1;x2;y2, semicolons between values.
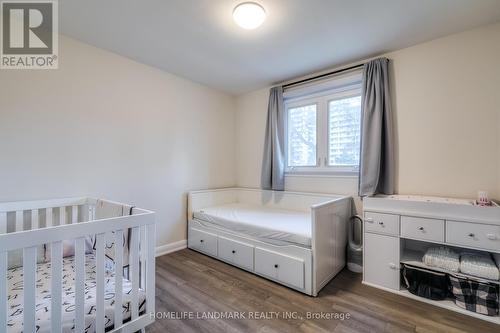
363;195;500;324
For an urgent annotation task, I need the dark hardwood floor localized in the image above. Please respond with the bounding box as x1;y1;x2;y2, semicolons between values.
147;249;498;333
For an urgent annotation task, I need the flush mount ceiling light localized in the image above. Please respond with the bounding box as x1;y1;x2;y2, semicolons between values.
233;2;266;30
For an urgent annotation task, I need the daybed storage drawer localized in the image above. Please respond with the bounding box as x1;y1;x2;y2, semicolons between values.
446;221;500;252
400;216;444;242
218;236;254;270
364;212;399;236
254;247;304;289
188;228;218;256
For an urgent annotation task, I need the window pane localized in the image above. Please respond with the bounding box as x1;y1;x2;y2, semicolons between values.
328;96;361;166
287;104;317;167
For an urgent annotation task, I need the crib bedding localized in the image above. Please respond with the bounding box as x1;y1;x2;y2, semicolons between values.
193;203;312;247
7;253;146;333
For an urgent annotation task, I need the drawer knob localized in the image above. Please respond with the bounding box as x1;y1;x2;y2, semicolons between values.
389;263;397;270
274;264;279;268
232;250;236;254
378;222;384;226
200;239;204;243
468;233;475;238
418;227;424;231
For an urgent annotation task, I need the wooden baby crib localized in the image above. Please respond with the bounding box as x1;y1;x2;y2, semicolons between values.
0;197;156;333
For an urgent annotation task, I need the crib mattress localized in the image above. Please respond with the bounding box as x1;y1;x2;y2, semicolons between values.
193;203;312;247
7;253;146;333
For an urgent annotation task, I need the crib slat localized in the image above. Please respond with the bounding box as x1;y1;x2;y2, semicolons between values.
51;241;63;333
0;212;6;234
31;209;39;230
114;230;124;328
74;238;85;333
130;227;140;319
87;205;92;222
82;204;88;222
59;206;66;225
72;205;78;224
46;207;53;227
140;226;147;289
23;246;37;332
146;223;155;315
95;233;105;333
0;251;7;332
15;210;23;231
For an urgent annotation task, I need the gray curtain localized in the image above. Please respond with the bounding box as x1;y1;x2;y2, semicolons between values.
261;86;285;191
358;58;395;197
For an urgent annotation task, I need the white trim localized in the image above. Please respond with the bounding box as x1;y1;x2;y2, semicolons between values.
155;240;187;257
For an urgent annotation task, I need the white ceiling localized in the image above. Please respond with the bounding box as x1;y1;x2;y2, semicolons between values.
60;0;500;95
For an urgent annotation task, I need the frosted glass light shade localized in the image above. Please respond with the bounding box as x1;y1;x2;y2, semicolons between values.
233;2;266;30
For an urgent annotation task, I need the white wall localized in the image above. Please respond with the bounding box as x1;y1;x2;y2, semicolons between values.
0;36;236;248
235;22;500;205
390;22;500;200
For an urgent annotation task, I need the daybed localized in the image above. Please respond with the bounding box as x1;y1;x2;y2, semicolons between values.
188;188;352;296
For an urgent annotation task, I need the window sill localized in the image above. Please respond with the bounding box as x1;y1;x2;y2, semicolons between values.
285;171;358;179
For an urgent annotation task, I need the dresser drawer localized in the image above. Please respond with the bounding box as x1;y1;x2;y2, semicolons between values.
364;212;399;236
188;228;218;256
254;247;304;289
446;221;500;252
401;216;444;242
218;236;254;270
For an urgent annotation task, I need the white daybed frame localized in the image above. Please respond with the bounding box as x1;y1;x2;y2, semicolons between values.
188;188;352;296
0;197;156;333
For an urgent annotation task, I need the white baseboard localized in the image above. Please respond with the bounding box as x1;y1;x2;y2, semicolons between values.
155;240;187;257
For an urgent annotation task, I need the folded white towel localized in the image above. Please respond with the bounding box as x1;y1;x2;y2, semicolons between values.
460;252;499;281
422;246;460;272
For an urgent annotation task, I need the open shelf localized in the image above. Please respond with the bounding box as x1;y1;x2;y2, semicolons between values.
401;249;500;285
363;280;500;325
398;289;500;324
400;248;500;324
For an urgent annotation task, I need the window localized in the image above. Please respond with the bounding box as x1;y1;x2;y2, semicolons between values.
284;73;362;175
328;95;361;167
287;104;317;167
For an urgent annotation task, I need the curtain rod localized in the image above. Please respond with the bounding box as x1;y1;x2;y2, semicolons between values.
282;63;364;89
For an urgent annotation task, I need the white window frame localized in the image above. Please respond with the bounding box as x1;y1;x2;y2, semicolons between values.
285;98;319;169
285;85;362;176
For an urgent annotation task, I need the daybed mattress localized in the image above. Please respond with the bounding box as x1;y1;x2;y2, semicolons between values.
7;253;146;333
193;203;312;247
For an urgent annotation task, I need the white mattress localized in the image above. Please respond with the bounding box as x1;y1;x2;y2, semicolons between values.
193;203;312;247
7;253;146;333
